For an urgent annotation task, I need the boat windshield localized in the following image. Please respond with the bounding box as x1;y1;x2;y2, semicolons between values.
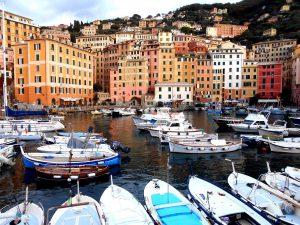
243;120;254;125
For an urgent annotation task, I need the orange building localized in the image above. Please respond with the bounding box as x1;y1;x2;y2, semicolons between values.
241;60;258;100
0;10;40;48
172;34;192;54
214;23;248;38
13;37;93;106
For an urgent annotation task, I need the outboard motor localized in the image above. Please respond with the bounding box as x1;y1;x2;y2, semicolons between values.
110;141;131;153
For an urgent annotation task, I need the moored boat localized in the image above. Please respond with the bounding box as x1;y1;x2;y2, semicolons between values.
0;187;44;225
169;139;242;154
0;131;43;141
188;176;273;225
35;165;109;181
144;179;211;225
148;120;194;138
100;179;154;225
228;113;268;133
213;117;244;129
91;110;103;115
285;166;300;181
269;139;300;153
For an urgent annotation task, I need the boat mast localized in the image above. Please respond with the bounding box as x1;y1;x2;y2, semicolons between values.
1;2;8;117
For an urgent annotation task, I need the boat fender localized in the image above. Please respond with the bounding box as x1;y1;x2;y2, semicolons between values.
187;147;192;150
281;202;295;215
88;173;96;177
200;148;204;151
70;175;79;180
53;175;62;179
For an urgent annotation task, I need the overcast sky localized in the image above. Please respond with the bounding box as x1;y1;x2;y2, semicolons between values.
4;0;240;26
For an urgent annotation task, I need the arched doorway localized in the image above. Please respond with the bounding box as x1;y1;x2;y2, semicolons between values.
36;99;41;105
52;98;56;105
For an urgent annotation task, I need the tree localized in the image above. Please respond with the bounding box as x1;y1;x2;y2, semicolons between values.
111;24;120;30
180;26;194;34
131;14;141;20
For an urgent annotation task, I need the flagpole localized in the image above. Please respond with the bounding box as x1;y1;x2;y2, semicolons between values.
2;1;7;117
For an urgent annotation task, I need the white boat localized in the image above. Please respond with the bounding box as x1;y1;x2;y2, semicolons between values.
144;179;210;225
169;139;242;154
148;120;195;138
44;135;107;145
48;181;105;225
188;176;273;225
91;110;103;115
227;160;300;225
258;120;288;136
0;131;43;141
269;139;300;153
159;132;216;144
48;115;65;121
0;145;16;168
0;138;16;145
135;119;170;131
264;163;300;199
0;119;65;133
0;187;44;225
101;109;112;116
119;108;136;116
228;114;268;133
285;166;300;181
100;178;154;225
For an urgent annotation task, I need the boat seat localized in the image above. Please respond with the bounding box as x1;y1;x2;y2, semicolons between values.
154;202;189;210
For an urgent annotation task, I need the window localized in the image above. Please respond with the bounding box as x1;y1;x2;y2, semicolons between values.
34;43;41;50
35;76;41;83
19;88;24;94
168;94;171;99
18;48;22;54
19;68;23;74
159;87;162;92
18;78;24;84
35;87;41;93
36;65;40;72
36;54;40;61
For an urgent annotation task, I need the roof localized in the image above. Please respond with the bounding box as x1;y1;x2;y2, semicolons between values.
155;82;193;87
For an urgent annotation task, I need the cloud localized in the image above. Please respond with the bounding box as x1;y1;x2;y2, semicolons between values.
4;0;239;25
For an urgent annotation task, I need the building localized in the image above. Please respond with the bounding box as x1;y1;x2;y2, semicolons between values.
206;27;217;37
214;24;248;38
139;20;147;28
13;37;94;106
172;34;193;54
0;48;13;77
134;33;158;41
76;35;114;52
214;16;223;22
80;24;97;36
115;32;134;44
280;5;290;12
154;82;193;105
241;60;258;100
102;22;113;30
110;57;149;105
172;21;193;30
210;47;244;102
291;46;300;105
252;39;297;63
139;20;157;28
41;28;71;40
257;62;282;99
263;28;277;37
0;10;40;48
92;20;101;25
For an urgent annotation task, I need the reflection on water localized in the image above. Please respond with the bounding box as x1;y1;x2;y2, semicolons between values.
0;111;300;211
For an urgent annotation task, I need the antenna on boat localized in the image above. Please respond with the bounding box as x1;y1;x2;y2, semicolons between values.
266;161;271;173
77;179;80;202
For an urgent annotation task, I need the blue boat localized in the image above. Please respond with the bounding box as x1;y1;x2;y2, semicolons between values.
5;106;48;117
235;107;248;116
21;146;120;168
290;117;300;127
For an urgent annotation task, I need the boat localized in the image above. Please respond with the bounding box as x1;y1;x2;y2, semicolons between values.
48;181;105;225
35;165;109;181
0;119;65;133
100;178;154;225
148;120;195;138
227;160;300;225
48;115;65;121
21;145;120;169
269;139;300;153
221;107;233;115
169;139;242;154
285;166;300;181
290;117;300;127
228;113;268;133
91;110;103;115
5;106;48;117
271;107;286;115
213;117;244;129
44;135;107;145
119;108;136;116
144;179;211;225
0;138;16;145
0;187;44;225
258;120;288;136
57;131;101;137
241;134;263;147
135;119;170;131
0;145;16;168
0;131;43;141
101;109;112;116
264;162;300;199
159;132;217;144
188;176;273;225
235;107;248;117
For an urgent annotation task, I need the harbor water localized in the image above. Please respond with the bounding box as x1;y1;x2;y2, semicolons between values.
1;110;300;213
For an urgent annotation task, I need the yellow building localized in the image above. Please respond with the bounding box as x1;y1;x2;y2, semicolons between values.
241;60;258;100
0;10;40;48
76;34;115;52
80;25;97;36
263;28;277;37
13;37;94;106
139;20;147;28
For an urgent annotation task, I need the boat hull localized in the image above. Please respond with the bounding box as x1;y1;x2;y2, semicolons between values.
269;142;300;153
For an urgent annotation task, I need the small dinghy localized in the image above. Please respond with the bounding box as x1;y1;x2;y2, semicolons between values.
35;165;109;181
144;179;210;225
264;162;300;199
227;159;300;225
100;177;154;225
169;139;242;154
285;166;300;181
188;176;273;225
269;139;300;153
0;131;43;141
48;181;105;225
91;110;103;115
0;187;44;225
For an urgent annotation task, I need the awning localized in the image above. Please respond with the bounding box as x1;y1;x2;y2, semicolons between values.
258;99;279;103
60;97;83;102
